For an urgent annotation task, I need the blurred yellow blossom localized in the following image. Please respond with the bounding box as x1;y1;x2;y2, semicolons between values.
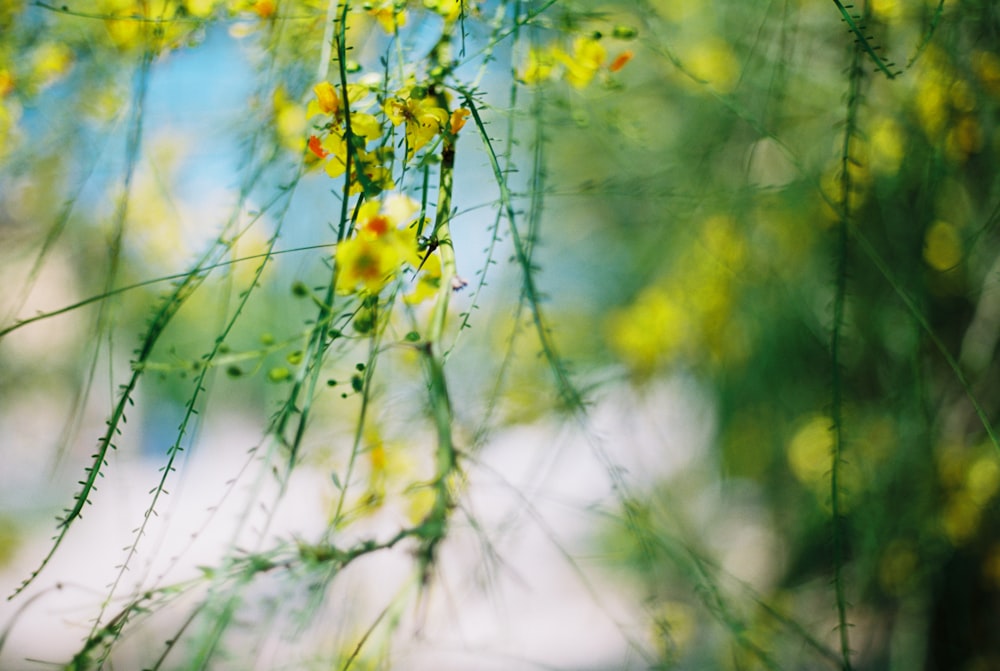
870;0;901;21
424;0;473;22
384;90;448;158
606;286;690;373
183;0;216;18
869;116;905;175
552;36;607;89
521;46;555;84
335;196;421;295
520;35;632;88
273;85;306;152
406;486;437;525
923;220;962;271
787;415;832;487
31;42;74;87
0;67;14;97
369;1;405;33
684;37;739;93
973;50;1000;98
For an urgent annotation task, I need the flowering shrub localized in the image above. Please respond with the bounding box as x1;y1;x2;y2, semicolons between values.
1;1;999;670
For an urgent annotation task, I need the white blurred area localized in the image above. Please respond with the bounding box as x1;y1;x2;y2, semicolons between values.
0;369;757;670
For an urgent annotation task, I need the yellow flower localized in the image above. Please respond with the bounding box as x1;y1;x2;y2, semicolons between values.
334;196;421;294
405;250;442;305
348;111;382;139
449;108;470;135
335;235;401;295
369;2;406;33
553;36;606;89
384;91;449;158
306;81;387;191
306;82;372;121
347;149;395;195
311;81;339;115
315;131;348;176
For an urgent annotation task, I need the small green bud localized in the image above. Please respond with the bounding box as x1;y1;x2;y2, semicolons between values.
268;367;291;382
613;25;638;40
353;311;374;333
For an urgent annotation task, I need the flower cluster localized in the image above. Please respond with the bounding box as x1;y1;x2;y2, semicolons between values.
306;81;393;194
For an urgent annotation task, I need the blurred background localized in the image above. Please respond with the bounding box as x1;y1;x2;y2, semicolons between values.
2;0;1000;669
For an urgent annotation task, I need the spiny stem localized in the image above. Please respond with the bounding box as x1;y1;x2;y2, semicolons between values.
830;35;864;671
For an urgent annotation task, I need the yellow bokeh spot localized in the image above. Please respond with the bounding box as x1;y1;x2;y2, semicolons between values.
922;220;962;271
652;0;700;24
31;42;74;86
424;0;468;22
406;486;437;525
871;0;901;21
945;115;982;161
914;76;948;138
941;494;980;545
370;5;406;33
949;79;977;113
606;287;690;373
0;68;14;97
937;443;967;488
685;37;739;93
869;117;905;175
983;543;1000;588
878;539;917;595
966;456;1000;506
184;0;216;17
820;160;869;221
701;215;745;269
787;415;832;486
973;50;1000;98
